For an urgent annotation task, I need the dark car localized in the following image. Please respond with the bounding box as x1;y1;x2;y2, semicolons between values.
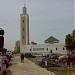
47;54;61;70
25;53;36;58
37;56;48;67
47;53;60;61
50;54;60;60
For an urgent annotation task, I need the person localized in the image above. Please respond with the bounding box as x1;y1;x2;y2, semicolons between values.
0;58;7;75
0;58;2;70
20;53;24;63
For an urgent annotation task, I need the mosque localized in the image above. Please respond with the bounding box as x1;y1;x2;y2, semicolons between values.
20;5;67;55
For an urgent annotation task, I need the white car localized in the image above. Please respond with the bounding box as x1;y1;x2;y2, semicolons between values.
58;55;68;62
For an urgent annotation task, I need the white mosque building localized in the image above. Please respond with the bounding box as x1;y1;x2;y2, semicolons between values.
20;5;67;55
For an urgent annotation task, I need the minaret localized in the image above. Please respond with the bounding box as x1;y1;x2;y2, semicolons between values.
20;5;29;46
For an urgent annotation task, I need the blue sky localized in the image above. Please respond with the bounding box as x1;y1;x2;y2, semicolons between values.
0;0;74;50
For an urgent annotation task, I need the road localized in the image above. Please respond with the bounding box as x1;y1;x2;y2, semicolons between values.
7;55;56;75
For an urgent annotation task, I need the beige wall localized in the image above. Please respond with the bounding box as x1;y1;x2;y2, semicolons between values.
20;9;29;46
20;15;26;45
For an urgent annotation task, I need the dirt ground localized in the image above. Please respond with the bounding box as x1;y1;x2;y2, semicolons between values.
7;55;56;75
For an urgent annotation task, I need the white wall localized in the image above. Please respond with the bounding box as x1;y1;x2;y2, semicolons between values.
20;43;67;54
47;44;67;54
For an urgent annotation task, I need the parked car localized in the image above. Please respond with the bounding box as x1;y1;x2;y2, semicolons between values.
25;53;36;58
37;56;48;67
59;55;68;62
47;53;61;69
47;53;61;61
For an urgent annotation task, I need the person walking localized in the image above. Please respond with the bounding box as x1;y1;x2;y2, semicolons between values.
0;58;2;70
20;53;24;63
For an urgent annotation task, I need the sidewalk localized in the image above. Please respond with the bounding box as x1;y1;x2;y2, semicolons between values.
9;55;56;75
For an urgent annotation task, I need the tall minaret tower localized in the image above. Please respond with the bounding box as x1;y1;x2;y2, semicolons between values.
20;5;29;46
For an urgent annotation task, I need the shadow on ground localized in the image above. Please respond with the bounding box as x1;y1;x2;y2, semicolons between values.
7;70;13;75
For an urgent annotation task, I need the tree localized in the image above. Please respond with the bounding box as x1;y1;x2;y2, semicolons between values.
65;30;75;51
72;30;75;49
65;30;75;67
14;40;20;53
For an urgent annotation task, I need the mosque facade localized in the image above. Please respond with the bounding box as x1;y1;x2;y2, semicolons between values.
20;5;67;55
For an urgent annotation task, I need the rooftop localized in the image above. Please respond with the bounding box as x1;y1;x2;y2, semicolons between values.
44;36;59;44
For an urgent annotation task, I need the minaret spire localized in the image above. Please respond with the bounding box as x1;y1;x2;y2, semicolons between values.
23;2;26;14
24;1;26;7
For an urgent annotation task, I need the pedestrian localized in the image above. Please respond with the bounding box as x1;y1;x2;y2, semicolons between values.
0;58;7;75
20;53;24;63
0;58;2;70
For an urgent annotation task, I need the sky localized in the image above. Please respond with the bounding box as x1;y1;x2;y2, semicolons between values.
0;0;74;50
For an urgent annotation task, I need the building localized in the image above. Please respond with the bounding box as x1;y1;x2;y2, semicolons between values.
30;43;67;55
20;5;29;46
14;40;20;52
20;43;67;55
20;5;67;55
44;36;59;44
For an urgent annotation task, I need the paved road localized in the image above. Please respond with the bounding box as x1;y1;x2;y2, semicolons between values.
7;55;56;75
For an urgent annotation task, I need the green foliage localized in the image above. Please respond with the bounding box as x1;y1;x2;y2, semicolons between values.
65;30;75;51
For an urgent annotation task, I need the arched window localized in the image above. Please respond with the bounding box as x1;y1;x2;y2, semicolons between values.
23;28;24;31
63;47;65;50
50;50;52;53
30;49;31;51
56;48;57;50
23;20;24;23
23;36;24;39
47;48;48;51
